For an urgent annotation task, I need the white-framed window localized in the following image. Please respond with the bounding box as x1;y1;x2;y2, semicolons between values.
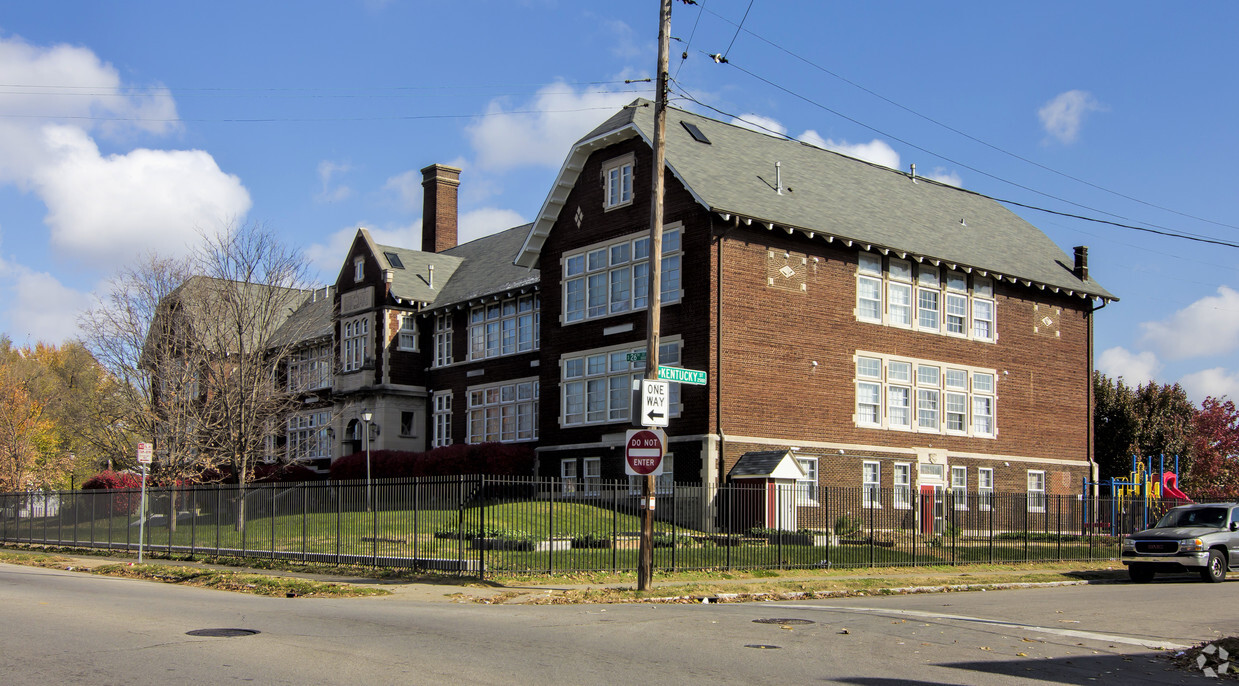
951;466;968;510
603;155;634;209
796;457;818;505
469;294;539;361
397;313;417;351
561;340;681;426
856;253;997;342
433;313;452;367
561;459;578;495
400;410;416;437
467;379;538;443
431;392;452;448
978;468;994;511
857;253;883;322
562;226;682;324
856;352;997;438
341;315;369;373
893;462;911;509
286;411;331;461
287;342;331;392
353;257;365;282
1027;470;1046;513
862;461;881;508
583;457;601;496
630;453;675;495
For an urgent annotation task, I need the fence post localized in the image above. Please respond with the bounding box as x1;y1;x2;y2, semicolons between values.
671;482;678;572
868;489;875;569
477;476;486;578
1023;496;1030;562
457;475;465;574
988;497;994;564
547;478;555;575
413;478;420;570
1056;495;1063;562
950;491;957;566
612;482;619;572
372;480;379;568
335;481;342;565
302;483;308;562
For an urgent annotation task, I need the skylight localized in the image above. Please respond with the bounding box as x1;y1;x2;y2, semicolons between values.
384;252;405;269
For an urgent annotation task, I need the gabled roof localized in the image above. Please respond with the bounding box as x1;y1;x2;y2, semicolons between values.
344;227;464;307
518;99;1115;302
146;276;311;361
272;287;334;348
729;450;806;480
425;224;539;312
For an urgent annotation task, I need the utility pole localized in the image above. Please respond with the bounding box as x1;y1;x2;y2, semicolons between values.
638;0;673;593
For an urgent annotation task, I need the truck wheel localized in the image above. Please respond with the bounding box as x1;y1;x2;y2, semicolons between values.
1201;550;1227;583
1128;564;1155;583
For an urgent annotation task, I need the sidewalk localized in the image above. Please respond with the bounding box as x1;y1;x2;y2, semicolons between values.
1;547;1126;604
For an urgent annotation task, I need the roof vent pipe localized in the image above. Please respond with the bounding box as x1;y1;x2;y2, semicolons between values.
910;163;917;182
775;161;783;195
428;264;435;290
1073;246;1089;281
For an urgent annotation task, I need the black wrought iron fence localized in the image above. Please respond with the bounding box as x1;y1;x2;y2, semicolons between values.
0;476;1176;577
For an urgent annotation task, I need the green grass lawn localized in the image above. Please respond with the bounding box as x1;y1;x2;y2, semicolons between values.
5;499;1121;574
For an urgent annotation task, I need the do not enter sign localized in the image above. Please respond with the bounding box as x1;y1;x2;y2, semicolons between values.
625;429;665;476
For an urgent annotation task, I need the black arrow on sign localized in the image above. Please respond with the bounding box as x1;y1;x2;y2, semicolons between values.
646;409;665;423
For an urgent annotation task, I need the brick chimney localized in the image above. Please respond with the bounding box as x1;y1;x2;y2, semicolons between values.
1073;245;1089;281
421;164;461;253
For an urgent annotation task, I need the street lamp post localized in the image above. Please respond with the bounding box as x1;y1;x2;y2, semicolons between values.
361;409;373;512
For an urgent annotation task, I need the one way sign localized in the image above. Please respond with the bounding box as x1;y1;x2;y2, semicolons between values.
640;379;670;428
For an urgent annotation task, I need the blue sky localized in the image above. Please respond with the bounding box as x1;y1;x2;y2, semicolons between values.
1;1;1237;402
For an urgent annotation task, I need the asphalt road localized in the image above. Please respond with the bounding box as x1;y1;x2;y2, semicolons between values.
2;563;1230;685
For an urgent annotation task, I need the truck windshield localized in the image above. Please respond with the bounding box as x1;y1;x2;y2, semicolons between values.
1154;507;1227;529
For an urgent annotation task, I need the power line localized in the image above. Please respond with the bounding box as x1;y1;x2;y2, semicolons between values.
694;5;1239;234
670;85;1239;251
681;60;1229;245
722;0;755;60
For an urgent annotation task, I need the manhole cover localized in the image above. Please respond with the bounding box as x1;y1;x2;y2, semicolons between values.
186;628;261;638
745;644;782;650
752;618;815;625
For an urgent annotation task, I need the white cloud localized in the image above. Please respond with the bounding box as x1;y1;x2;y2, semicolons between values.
382;170;422;212
924;167;962;187
1139;286;1239;360
0;257;90;345
31;125;251;264
0;34;250;270
316;161;353;203
800;130;901;170
458;208;527;244
1038;90;1105;145
466;81;642;171
1180;367;1239;403
731;114;788;137
1097;346;1163;385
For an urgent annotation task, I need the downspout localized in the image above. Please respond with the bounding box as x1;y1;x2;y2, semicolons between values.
714;212;740;486
1087;298;1108;496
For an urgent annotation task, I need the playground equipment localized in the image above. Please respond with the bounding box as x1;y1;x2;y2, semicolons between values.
1082;454;1192;535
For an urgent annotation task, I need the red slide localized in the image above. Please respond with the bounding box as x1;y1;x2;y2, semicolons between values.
1161;472;1192;502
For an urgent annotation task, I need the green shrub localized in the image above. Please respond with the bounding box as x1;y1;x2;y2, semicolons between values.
834;515;863;537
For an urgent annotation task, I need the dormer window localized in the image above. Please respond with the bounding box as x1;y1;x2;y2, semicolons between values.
353;257;365;282
602;154;634;209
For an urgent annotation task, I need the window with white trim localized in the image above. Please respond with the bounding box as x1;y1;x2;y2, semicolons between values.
855;252;997;341
561;459;578;495
978;468;994;511
287;342;331;392
855;352;997;438
796;457;818;505
563;227;682;324
862;461;881;508
286;411;331;462
561;340;681;427
341;316;369;373
583;457;601;496
353;257;365;282
432;392;452;448
603;156;634;209
1027;470;1046;512
629;453;674;495
467;379;538;443
397;313;417;351
893;463;911;509
469;294;539;361
951;466;968;510
433;313;452;367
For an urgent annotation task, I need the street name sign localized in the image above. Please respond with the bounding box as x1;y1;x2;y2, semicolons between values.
624;429;665;476
626;351;646;362
640;379;670;427
657;365;707;385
